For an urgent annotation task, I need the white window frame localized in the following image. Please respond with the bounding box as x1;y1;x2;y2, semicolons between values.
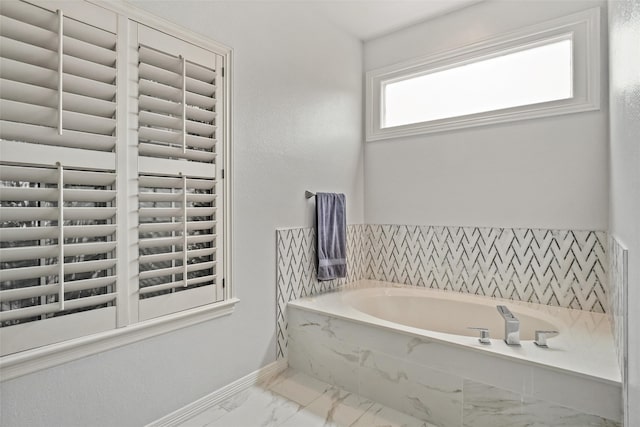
365;7;601;141
0;0;237;381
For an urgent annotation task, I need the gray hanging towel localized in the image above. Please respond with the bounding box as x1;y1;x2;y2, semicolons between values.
316;192;347;281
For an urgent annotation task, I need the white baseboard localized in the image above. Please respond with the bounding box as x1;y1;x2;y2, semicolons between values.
147;359;288;427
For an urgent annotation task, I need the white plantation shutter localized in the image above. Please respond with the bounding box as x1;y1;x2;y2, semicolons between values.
0;2;230;364
0;0;117;153
138;46;218;164
138;175;221;320
136;26;224;320
0;1;119;356
0;164;117;356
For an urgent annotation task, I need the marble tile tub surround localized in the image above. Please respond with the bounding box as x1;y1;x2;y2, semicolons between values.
462;380;621;427
289;282;620;384
287;304;622;426
607;235;627;381
276;224;609;358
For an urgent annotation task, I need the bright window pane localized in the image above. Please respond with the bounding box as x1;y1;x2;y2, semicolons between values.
382;38;573;128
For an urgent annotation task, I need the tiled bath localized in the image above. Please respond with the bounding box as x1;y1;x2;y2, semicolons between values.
277;225;621;426
287;301;621;427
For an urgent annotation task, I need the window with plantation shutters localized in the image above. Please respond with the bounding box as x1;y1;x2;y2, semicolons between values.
136;25;224;320
0;1;232;372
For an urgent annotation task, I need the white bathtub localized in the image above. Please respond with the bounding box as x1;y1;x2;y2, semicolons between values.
287;280;622;425
343;286;558;341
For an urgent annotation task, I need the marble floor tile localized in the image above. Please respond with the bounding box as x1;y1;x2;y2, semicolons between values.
205;386;302;427
351;403;437;427
279;387;373;427
177;405;230;427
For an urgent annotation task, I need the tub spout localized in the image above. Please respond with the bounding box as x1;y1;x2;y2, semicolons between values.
497;305;520;346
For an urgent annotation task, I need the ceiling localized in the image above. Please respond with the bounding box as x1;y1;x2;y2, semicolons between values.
304;0;483;41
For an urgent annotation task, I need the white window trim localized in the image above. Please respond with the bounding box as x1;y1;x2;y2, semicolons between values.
0;298;240;381
365;7;601;141
0;0;237;381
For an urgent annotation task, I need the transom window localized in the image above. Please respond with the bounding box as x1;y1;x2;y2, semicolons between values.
382;38;573;128
366;8;600;141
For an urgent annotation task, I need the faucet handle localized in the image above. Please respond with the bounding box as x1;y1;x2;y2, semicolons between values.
468;327;491;345
534;330;558;348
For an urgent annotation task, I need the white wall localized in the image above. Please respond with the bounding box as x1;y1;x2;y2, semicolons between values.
364;0;609;230
0;2;364;426
608;1;640;425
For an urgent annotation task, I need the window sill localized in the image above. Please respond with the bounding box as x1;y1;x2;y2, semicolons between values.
0;298;240;382
366;97;600;141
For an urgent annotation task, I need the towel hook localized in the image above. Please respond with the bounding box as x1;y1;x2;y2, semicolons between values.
305;190;316;199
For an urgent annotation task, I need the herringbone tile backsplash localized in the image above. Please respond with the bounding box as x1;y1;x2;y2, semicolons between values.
367;225;607;312
276;224;608;359
276;225;366;358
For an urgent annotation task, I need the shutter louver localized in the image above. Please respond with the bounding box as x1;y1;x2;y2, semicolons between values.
0;0;117;152
0;163;117;355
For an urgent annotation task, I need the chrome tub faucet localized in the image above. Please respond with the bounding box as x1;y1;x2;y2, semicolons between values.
497;305;520;346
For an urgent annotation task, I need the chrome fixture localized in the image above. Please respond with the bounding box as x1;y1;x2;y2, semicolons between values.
534;330;558;348
468;327;491;344
305;190;316;199
497;305;520;346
